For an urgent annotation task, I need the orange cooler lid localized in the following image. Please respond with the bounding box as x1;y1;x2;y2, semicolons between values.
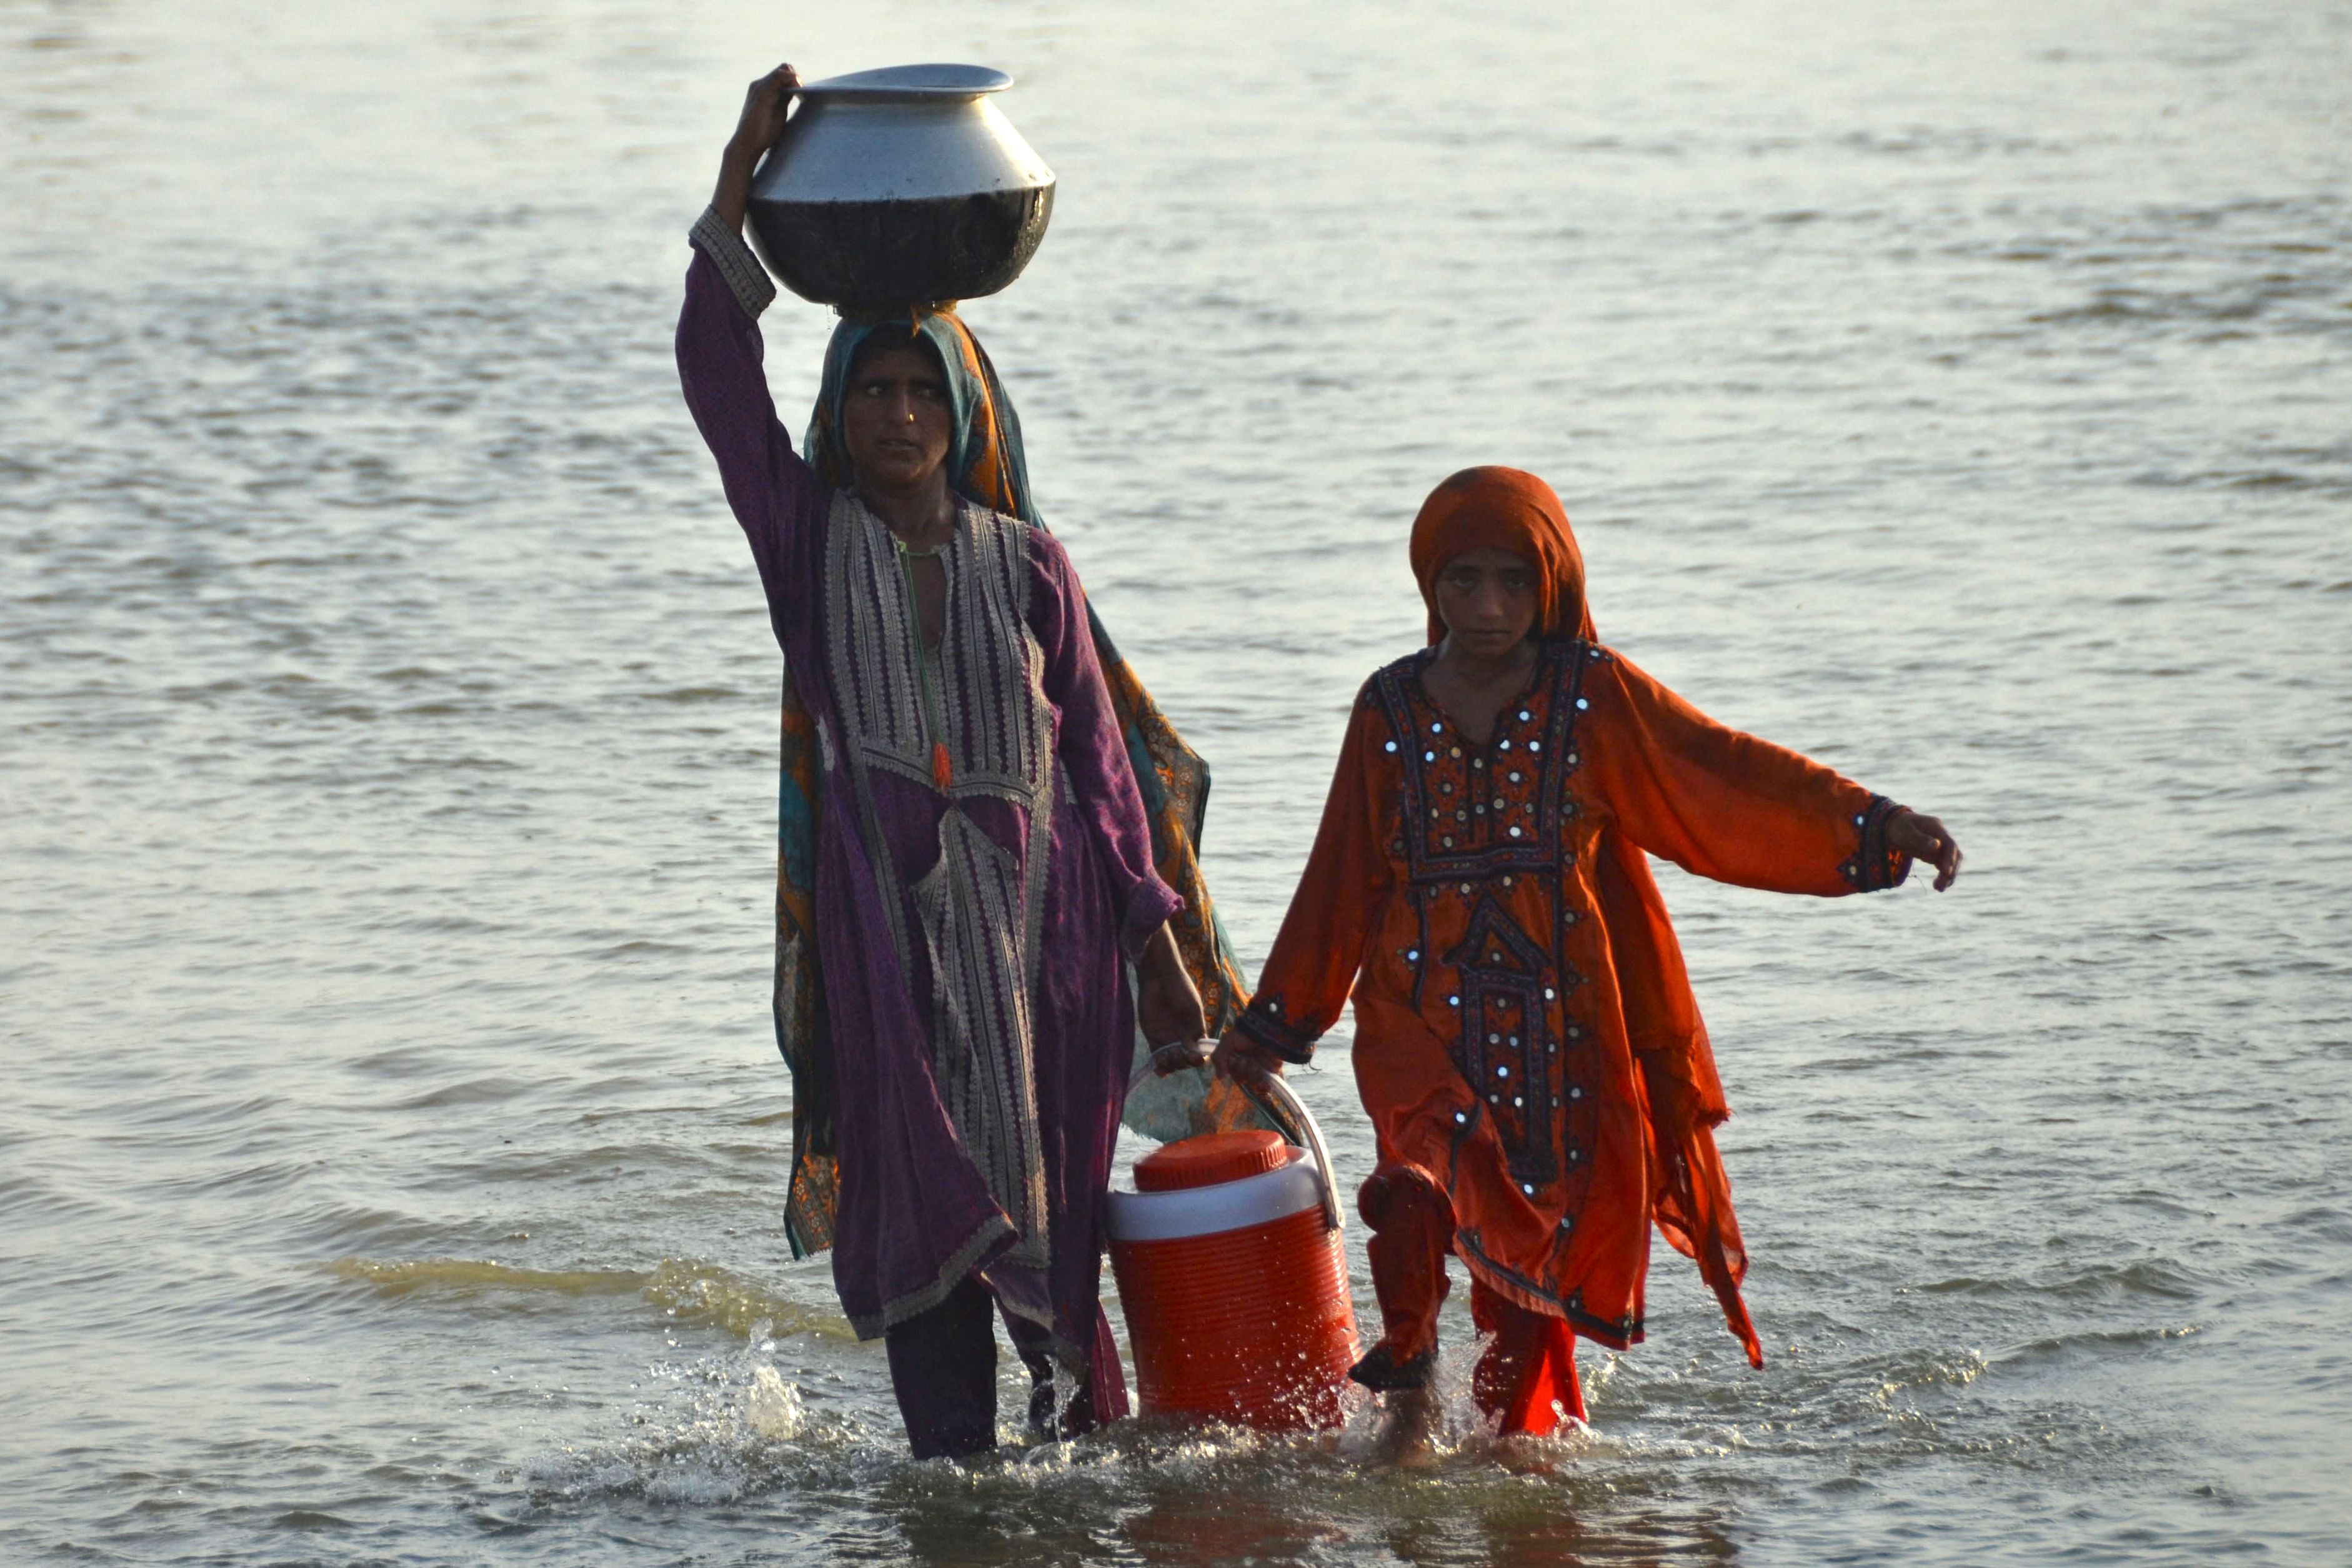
1134;1129;1291;1192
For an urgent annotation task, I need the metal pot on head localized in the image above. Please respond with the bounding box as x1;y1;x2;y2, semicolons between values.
747;63;1055;314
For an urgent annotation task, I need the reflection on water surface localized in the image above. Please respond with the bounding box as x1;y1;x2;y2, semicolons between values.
3;0;2348;1562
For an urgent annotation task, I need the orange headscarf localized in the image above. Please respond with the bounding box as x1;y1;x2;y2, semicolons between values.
1403;465;1765;1369
1408;466;1594;646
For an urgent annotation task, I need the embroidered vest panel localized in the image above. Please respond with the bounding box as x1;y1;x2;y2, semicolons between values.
822;495;1057;1268
1370;642;1607;1199
823;497;1054;809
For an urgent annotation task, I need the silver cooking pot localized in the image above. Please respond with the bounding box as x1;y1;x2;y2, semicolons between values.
746;63;1055;314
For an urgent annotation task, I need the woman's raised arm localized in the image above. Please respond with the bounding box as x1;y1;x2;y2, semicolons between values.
712;64;798;231
675;63;826;599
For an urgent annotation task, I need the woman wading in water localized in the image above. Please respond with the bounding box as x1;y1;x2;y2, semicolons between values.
677;64;1247;1459
1215;467;1961;1460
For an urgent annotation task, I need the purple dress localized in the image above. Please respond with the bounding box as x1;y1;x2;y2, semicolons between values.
674;239;1181;1403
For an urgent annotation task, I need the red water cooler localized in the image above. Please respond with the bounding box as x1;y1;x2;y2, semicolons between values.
1107;1070;1358;1431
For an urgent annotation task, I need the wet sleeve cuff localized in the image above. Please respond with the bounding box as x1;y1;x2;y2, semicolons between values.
1838;794;1914;893
1231;996;1318;1066
689;206;777;320
1120;876;1186;965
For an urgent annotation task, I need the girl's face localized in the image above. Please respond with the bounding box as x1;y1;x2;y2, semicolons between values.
1433;547;1540;658
841;345;953;492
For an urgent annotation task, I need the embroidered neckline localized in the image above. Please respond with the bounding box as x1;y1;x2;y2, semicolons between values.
1405;642;1551;752
843;489;964;557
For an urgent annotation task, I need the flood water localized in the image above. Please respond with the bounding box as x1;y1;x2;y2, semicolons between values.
5;1;2350;1562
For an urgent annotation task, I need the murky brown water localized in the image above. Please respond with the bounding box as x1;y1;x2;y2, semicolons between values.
5;1;2350;1562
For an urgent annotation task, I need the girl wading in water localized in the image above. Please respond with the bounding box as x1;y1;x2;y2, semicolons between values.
678;64;1249;1459
1214;467;1961;1460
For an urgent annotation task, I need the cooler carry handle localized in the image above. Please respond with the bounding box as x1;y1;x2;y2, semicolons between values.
1132;1042;1345;1235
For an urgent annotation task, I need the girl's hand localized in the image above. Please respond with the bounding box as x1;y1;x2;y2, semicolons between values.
1888;808;1962;891
712;62;800;229
1135;923;1207;1048
1210;1030;1286;1084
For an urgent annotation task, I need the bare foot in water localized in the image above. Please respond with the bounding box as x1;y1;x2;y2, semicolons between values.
1368;1385;1442;1469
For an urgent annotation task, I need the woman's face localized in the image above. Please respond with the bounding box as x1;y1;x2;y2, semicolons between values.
841;345;953;492
1433;546;1540;657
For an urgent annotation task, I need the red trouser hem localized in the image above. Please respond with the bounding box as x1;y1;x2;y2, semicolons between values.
1358;1163;1586;1436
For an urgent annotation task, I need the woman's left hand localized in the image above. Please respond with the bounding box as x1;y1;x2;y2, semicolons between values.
1135;923;1207;1047
712;61;801;229
1888;808;1962;891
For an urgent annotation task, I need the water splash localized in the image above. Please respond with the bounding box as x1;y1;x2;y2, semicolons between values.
524;1327;847;1509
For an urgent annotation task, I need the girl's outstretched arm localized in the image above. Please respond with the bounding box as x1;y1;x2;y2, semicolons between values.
1582;648;1959;895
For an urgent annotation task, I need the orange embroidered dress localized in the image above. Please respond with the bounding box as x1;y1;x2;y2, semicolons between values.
1231;469;1911;1367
